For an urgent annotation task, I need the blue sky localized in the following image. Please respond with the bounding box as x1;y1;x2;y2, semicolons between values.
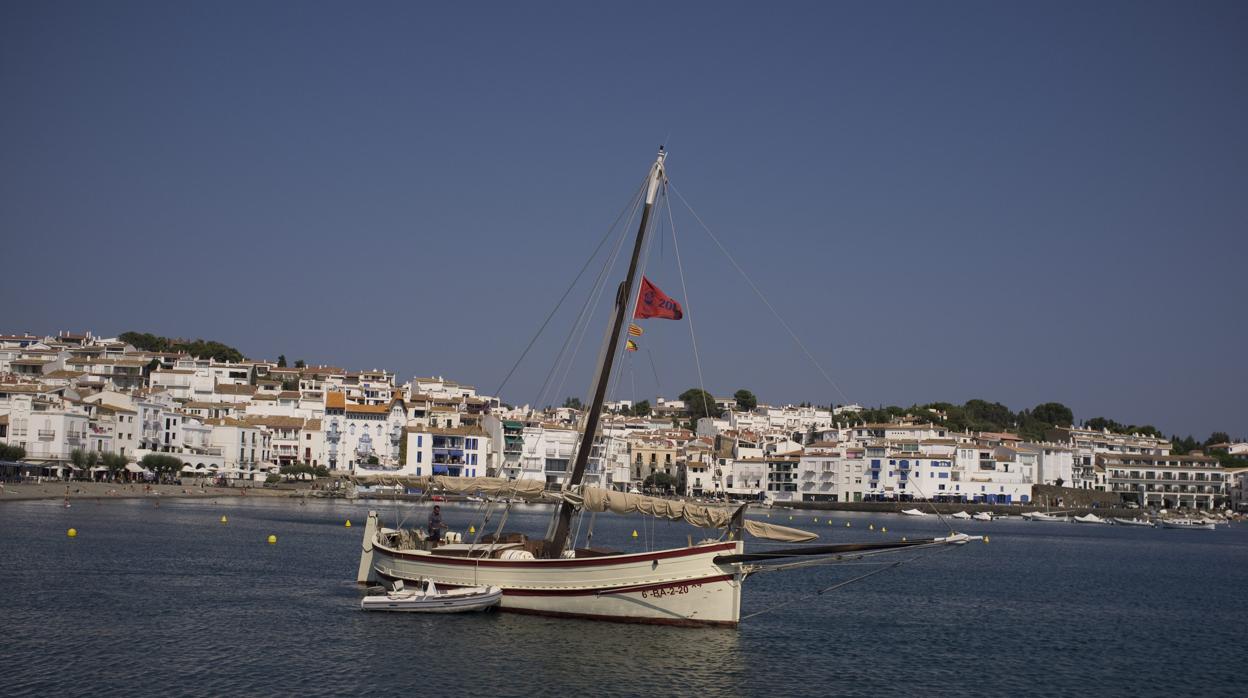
2;1;1245;438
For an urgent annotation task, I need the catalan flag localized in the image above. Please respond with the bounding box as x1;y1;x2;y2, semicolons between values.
628;324;644;337
625;339;639;352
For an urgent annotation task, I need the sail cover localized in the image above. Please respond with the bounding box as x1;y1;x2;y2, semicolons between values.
350;475;550;500
576;487;817;542
348;475;818;542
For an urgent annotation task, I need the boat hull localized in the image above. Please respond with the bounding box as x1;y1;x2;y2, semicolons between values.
359;514;744;627
360;587;502;613
1161;521;1215;530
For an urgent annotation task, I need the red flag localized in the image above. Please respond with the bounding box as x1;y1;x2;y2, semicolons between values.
634;277;683;320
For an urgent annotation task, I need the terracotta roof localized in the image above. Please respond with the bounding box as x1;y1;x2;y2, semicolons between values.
278;391;300;399
346;403;389;415
245;415;306;429
214;383;256;396
326;391;345;409
203;417;252;427
0;383;47;393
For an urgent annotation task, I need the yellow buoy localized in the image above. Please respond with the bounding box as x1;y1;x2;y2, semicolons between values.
902;537;907;542
631;530;638;538
766;514;770;519
846;522;851;527
869;524;875;530
984;536;990;544
67;528;77;538
345;520;352;527
788;516;793;521
814;518;819;523
267;535;277;544
882;527;887;533
469;525;476;534
220;516;228;524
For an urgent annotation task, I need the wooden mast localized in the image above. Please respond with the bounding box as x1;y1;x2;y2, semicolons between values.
548;147;667;556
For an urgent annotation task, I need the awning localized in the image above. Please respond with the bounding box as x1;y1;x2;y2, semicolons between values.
432;465;450;474
124;463;150;474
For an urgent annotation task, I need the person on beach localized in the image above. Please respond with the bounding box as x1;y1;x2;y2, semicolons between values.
428;505;447;544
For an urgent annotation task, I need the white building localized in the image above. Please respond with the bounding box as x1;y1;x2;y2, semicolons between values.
400;425;488;478
797;443;867;503
323;392;406;472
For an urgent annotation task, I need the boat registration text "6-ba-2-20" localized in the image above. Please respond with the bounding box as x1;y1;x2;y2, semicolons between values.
642;580;705;599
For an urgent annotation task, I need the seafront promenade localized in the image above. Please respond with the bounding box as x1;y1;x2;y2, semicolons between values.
0;480;294;502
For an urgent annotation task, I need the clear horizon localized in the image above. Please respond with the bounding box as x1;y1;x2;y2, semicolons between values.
3;1;1244;439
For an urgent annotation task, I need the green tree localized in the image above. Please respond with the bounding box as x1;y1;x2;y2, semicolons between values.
643;472;678;492
1031;402;1073;427
562;397;584;411
70;448;98;473
1084;417;1126;433
631;399;652;417
962;399;1015;432
0;442;27;461
734;389;758;412
277;354;287;368
1206;431;1231;446
294;359;306;369
141;453;184;479
679;388;721;421
100;452;128;480
119;331;245;362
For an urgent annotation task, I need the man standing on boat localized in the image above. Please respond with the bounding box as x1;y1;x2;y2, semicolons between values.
427;505;447;544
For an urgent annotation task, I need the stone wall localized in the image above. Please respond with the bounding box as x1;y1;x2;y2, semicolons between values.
1032;484;1121;509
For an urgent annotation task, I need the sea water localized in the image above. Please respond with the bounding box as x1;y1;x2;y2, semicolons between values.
0;498;1243;697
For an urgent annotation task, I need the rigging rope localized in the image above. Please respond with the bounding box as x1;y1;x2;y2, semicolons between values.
535;192;639;410
664;182;709;423
740;544;956;621
496;179;647;400
547;188;641;411
668;182;851;406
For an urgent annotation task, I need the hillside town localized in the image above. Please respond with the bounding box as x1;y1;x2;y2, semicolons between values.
2;330;1245;512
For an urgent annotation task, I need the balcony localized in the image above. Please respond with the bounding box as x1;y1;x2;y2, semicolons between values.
38;429;55;440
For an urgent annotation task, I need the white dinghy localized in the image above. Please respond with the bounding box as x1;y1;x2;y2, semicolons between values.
901;508;928;517
951;511;972;520
972;512;994;522
1161;519;1216;531
360;580;502;613
1073;514;1111;525
1112;518;1155;527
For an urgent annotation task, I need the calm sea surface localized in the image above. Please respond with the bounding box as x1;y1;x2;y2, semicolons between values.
1;498;1244;697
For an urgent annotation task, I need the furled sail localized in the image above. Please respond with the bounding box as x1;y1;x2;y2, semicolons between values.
348;475;818;542
351;475;550;500
573;487;818;542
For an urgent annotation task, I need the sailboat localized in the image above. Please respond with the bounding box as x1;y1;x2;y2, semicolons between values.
356;148;981;627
